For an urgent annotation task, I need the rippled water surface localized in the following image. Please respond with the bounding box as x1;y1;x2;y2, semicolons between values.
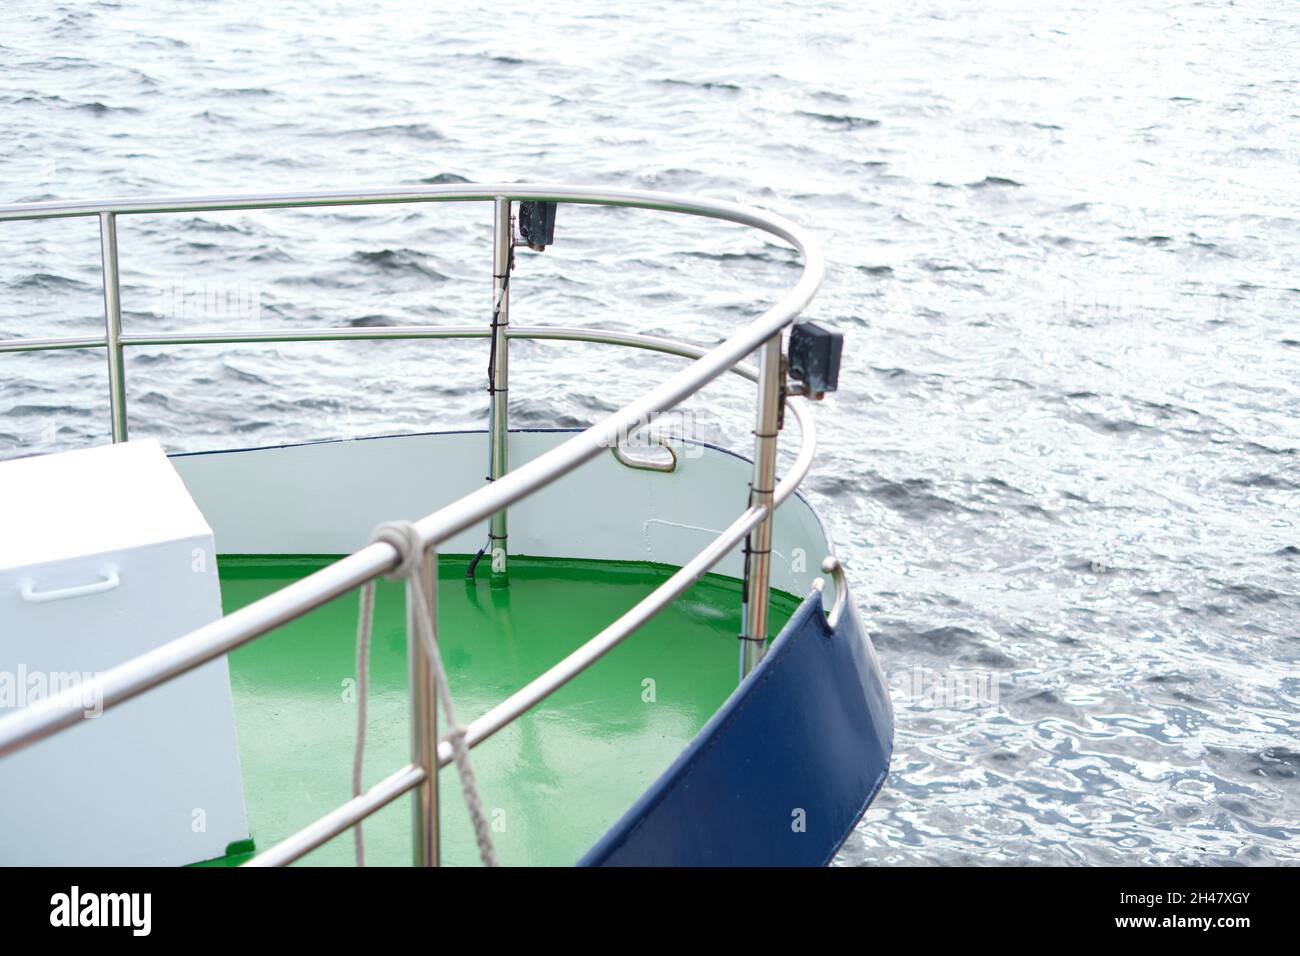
2;1;1297;865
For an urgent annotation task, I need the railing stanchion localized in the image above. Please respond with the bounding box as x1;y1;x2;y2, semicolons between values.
98;211;127;442
740;333;784;679
488;197;512;577
410;545;440;866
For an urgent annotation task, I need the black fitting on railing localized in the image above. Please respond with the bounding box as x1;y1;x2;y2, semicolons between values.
787;321;843;401
518;201;557;251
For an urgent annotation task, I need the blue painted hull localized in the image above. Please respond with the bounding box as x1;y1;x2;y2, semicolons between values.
581;588;893;866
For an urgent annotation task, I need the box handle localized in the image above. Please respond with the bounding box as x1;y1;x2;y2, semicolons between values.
20;569;121;604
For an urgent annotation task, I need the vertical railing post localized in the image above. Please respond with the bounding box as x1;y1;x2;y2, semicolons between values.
488;197;511;577
98;211;127;442
740;333;784;679
409;545;440;866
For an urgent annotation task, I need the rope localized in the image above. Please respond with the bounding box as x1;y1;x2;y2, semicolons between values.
352;521;499;867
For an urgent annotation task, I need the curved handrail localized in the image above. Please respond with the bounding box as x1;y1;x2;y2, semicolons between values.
1;321;818;508
0;329;817;755
0;185;826;866
0;186;822;753
0;320;821;506
0;184;820;535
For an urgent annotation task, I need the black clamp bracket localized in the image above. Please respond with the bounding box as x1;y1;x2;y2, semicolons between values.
517;200;557;252
785;321;844;403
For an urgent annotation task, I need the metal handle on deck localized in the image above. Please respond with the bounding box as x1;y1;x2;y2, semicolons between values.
610;434;679;473
20;569;121;604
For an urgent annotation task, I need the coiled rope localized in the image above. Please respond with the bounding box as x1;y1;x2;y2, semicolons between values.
352;521;499;866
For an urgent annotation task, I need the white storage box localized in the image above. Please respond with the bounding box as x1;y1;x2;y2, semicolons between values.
0;440;248;865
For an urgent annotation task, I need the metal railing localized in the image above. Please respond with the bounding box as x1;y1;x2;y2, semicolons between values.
0;184;825;866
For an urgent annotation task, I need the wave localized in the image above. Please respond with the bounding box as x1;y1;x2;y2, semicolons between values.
349;249;450;280
795;110;881;129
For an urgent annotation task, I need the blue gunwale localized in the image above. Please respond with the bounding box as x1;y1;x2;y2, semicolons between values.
581;588;893;867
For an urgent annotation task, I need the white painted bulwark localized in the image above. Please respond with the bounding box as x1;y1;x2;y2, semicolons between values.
0;440;248;865
172;430;839;609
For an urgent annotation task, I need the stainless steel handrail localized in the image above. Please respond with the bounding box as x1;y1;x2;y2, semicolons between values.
0;184;825;866
0;320;818;497
0;326;484;351
0;326;817;741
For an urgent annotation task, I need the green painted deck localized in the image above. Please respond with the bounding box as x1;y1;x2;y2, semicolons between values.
208;555;800;867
